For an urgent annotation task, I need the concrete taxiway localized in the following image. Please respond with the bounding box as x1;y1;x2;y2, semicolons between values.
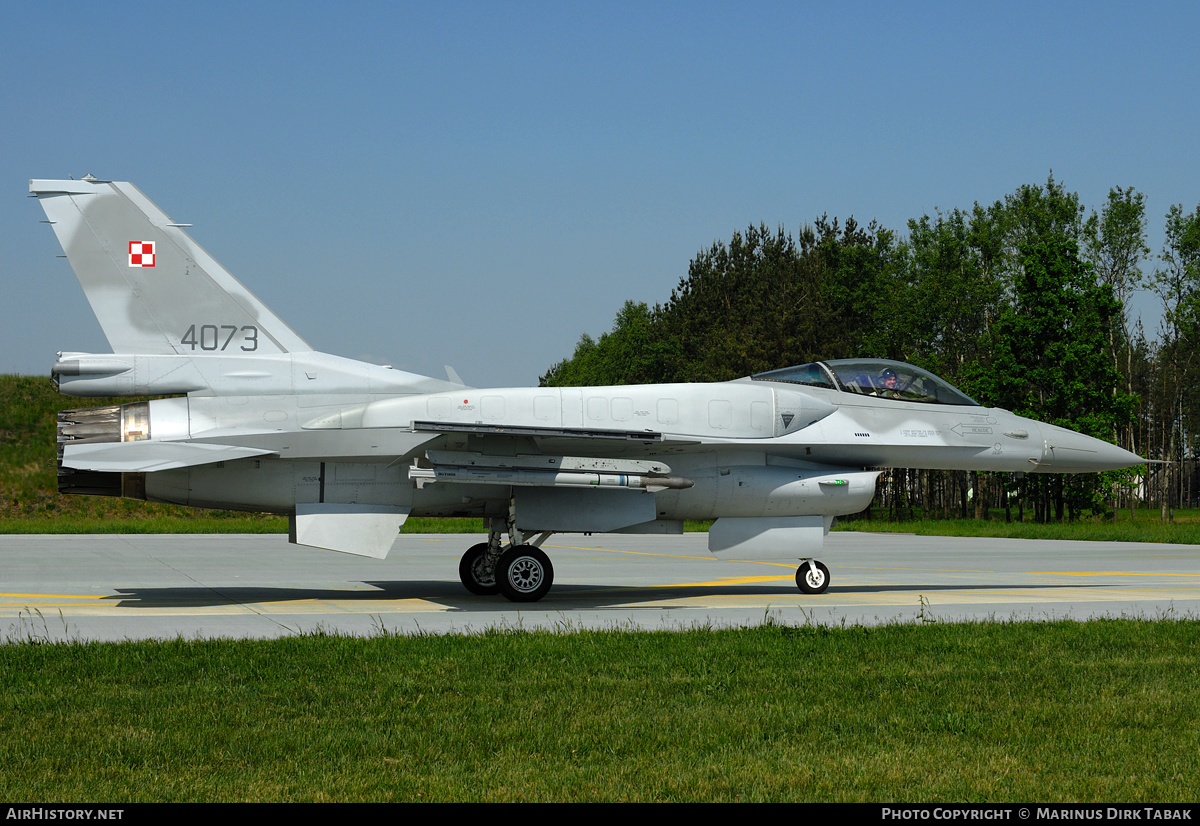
1;532;1198;642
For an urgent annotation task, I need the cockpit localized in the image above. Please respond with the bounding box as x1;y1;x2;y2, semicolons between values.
752;359;979;406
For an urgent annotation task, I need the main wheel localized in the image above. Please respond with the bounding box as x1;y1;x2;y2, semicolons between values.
459;543;500;595
497;545;554;603
796;560;830;594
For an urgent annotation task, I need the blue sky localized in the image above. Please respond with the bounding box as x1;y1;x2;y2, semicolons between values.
3;1;1197;386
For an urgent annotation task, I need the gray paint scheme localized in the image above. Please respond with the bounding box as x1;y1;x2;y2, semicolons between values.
31;178;1146;598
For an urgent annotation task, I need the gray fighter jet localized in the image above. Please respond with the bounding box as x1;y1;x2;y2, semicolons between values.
32;178;1144;602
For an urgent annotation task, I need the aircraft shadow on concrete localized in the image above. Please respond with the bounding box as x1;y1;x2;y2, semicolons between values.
102;579;1126;610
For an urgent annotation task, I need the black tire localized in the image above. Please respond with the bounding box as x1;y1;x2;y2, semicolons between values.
497;545;554;603
796;560;830;594
459;543;500;595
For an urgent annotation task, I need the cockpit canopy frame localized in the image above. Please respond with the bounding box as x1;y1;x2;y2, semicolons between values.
753;359;979;406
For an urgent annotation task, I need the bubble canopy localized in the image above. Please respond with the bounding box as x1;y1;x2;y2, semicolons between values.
752;359;979;406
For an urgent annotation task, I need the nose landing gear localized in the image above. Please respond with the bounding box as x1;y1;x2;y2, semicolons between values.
796;559;830;594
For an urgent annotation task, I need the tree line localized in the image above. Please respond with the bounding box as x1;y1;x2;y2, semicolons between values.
540;176;1200;522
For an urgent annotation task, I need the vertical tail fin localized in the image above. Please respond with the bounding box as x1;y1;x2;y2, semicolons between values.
30;178;310;356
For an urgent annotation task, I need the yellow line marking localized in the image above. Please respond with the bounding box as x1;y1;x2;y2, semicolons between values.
0;592;107;600
653;574;795;588
839;565;997;573
1035;571;1200;578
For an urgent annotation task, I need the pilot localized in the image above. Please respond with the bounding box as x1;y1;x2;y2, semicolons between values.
879;368;901;398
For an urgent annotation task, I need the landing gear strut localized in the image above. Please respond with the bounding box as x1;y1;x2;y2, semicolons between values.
796;559;830;594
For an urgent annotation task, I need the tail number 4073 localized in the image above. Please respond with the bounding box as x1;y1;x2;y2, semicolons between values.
181;324;259;352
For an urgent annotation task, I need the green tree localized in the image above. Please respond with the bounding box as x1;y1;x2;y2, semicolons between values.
974;236;1133;520
1147;202;1200;344
802;215;903;361
1078;187;1150;512
992;173;1086;267
658;223;823;382
1144;202;1200;519
540;301;676;387
543;219;901;387
1082;187;1150;400
899;206;1006;384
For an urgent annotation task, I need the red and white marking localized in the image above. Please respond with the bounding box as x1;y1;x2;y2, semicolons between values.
128;241;155;267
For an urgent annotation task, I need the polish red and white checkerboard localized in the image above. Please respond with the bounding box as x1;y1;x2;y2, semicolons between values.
128;241;155;267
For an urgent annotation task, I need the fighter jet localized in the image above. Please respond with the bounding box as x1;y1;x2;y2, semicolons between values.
31;178;1144;602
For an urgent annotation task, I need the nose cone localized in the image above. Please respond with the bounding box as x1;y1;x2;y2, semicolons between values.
1035;423;1144;472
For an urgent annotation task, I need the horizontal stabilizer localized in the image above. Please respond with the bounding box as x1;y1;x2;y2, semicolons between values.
289;504;410;559
60;441;276;472
190;429;439;462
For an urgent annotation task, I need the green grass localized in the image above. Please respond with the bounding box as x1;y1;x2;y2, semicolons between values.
0;515;489;535
837;507;1200;544
1;619;1196;802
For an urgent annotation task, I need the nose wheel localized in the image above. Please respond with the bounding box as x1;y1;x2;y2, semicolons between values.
796;559;830;594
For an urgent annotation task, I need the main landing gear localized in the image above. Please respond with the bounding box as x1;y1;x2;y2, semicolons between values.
458;518;555;603
796;559;830;594
459;543;499;595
